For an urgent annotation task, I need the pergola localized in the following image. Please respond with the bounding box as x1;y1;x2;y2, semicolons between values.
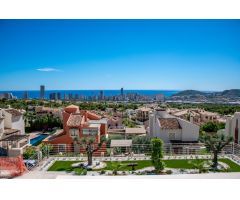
0;135;29;149
110;140;133;156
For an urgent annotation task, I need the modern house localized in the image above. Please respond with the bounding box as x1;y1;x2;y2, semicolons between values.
225;112;240;144
0;108;29;157
149;109;200;143
44;105;108;155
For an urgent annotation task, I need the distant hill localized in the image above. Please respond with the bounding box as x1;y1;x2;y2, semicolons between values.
220;89;240;97
172;90;206;97
172;89;240;98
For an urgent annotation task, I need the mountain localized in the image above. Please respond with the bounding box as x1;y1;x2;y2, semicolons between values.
172;90;206;97
220;89;240;97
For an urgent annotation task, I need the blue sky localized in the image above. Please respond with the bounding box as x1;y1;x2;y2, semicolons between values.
0;19;240;91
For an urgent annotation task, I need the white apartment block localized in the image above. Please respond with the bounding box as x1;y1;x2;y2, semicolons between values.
149;109;199;143
225;112;240;144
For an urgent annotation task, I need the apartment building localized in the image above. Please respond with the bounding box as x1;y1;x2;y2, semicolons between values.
225;112;240;144
44;105;108;155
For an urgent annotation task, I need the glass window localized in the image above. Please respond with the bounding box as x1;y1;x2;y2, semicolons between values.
70;128;79;137
82;129;98;135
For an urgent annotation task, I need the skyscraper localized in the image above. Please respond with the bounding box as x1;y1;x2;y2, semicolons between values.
40;85;45;100
99;90;104;101
23;91;29;99
121;88;124;96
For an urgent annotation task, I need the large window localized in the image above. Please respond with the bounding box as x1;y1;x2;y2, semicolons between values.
82;129;98;135
70;128;79;137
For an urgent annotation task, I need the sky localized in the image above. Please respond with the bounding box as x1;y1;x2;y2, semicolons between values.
0;19;240;91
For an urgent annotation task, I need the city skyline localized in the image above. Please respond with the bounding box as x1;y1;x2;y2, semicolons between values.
1;19;240;91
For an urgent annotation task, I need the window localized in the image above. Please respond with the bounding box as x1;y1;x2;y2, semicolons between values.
70;128;79;137
82;129;98;135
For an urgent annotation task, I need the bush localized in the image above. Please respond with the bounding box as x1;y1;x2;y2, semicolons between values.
23;146;37;159
166;170;173;175
74;168;87;176
100;170;106;175
151;138;165;173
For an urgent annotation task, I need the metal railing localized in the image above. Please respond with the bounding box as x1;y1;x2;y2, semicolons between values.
42;143;235;158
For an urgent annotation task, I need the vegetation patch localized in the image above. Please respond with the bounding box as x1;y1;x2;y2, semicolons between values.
48;159;240;173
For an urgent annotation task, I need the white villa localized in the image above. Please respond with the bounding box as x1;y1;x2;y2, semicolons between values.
225;112;240;144
0;108;28;156
149;109;200;143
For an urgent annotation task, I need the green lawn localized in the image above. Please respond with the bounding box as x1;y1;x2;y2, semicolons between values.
48;159;240;172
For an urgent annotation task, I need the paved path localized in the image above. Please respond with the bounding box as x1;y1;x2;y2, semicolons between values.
56;172;240;179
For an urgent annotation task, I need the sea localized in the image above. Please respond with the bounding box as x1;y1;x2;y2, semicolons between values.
0;90;180;99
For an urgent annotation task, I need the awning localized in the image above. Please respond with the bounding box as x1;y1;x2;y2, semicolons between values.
110;140;132;147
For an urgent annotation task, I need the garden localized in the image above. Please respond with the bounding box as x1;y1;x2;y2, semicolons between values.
46;133;240;176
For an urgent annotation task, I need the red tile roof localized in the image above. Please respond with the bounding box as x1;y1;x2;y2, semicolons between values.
67;114;82;127
158;118;182;129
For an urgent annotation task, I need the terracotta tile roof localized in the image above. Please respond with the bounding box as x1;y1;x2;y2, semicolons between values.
5;109;22;117
67;114;82;127
66;104;79;109
158;118;182;129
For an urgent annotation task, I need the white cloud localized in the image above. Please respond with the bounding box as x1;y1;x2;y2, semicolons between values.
36;68;62;72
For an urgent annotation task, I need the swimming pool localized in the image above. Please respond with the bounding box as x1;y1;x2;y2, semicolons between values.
30;134;49;146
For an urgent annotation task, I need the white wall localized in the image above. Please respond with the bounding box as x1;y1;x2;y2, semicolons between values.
3;110;25;135
3;111;12;129
0;119;4;139
178;118;199;141
225;112;240;143
12;115;25;135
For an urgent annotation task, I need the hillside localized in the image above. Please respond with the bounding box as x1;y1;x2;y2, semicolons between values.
221;89;240;97
172;90;206;97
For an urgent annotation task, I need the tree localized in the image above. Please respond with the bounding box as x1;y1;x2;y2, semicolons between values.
202;133;233;170
151;138;165;173
78;136;106;166
201;121;219;133
23;146;37;159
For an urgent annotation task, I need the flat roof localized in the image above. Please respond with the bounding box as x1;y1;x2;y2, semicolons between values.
89;124;101;128
0;135;28;142
4;129;20;135
125;126;146;134
88;118;108;124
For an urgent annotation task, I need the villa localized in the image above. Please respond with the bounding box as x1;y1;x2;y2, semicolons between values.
169;108;225;125
44;105;108;155
149;109;199;143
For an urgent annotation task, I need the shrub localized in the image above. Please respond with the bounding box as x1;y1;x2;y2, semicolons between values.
23;146;37;159
151;138;165;173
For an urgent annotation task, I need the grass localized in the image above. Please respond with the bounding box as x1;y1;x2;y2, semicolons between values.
47;159;240;172
48;161;78;171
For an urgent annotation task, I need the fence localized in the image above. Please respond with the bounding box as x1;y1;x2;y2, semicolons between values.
44;143;236;158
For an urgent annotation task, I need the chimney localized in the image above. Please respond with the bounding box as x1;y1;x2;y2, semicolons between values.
190;115;194;124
